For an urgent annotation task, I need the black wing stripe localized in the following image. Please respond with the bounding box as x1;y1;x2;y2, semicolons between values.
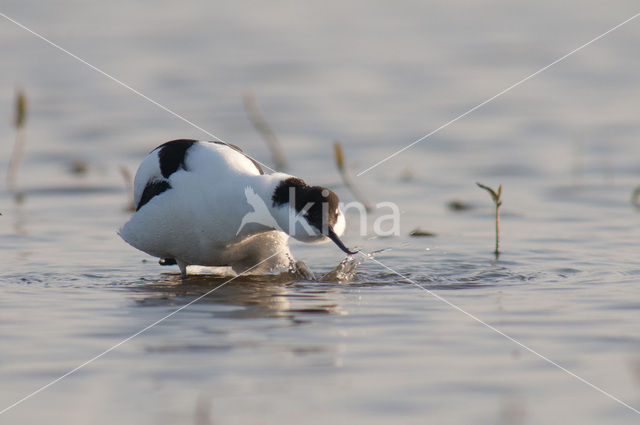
137;180;171;211
151;139;264;180
155;139;197;178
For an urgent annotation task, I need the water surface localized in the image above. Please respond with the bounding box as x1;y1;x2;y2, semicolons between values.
2;1;640;424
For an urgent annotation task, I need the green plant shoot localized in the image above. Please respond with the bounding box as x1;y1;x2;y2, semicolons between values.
476;182;502;255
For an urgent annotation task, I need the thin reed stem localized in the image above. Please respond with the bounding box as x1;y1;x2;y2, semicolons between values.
7;90;27;201
243;92;286;171
334;141;373;212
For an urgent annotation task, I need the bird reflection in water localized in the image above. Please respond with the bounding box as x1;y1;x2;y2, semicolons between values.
128;271;345;320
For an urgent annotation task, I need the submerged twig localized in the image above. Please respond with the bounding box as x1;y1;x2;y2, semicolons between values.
409;228;436;237
243;92;286;171
334;141;373;212
447;200;473;212
68;158;89;175
476;182;502;256
6;89;27;202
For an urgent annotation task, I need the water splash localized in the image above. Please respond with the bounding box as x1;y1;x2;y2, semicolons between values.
291;260;316;281
284;254;316;281
319;249;388;283
283;249;387;283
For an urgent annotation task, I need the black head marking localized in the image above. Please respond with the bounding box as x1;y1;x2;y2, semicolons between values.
272;177;305;206
137;179;171;211
212;141;264;175
272;177;340;232
154;139;197;178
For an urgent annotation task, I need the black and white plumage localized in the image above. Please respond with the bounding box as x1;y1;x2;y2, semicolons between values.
119;139;354;278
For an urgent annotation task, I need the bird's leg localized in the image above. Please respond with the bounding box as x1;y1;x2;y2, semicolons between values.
177;260;188;280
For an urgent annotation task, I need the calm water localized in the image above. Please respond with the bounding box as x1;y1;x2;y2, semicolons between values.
2;1;640;424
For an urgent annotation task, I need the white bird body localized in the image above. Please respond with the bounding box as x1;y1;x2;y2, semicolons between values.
120;139;352;278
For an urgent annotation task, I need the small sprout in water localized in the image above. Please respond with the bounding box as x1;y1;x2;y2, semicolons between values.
243;91;287;171
476;182;502;256
409;228;436;237
334;140;373;212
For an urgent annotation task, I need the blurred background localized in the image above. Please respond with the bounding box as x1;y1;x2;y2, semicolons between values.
1;1;640;424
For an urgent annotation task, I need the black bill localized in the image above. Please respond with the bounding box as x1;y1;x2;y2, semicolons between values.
328;227;358;255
